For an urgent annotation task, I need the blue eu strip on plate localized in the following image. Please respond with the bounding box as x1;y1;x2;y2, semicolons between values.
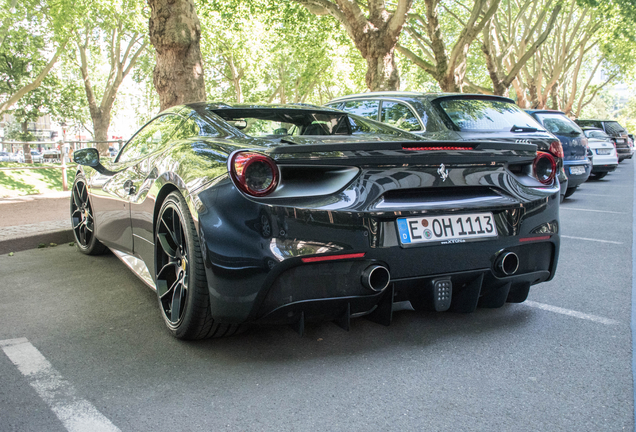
397;219;412;244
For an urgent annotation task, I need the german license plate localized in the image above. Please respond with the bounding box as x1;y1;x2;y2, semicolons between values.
397;213;497;245
616;139;625;143
569;166;586;175
597;149;612;155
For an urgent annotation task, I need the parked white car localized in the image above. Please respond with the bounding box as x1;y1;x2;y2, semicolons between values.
582;127;618;180
0;151;12;162
30;150;44;163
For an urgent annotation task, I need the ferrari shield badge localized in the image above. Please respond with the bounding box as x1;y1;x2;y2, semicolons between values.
437;163;449;182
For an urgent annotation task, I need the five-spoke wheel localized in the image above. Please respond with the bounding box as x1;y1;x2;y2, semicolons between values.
71;177;106;255
154;192;240;339
155;201;190;326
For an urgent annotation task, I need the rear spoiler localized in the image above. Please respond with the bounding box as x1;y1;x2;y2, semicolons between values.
269;140;536;154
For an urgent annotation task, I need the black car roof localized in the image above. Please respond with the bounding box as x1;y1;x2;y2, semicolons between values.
185;102;341;113
575;119;619;122
328;91;515;104
525;109;567;115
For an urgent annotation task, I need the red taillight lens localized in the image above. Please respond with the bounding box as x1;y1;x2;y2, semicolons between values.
230;151;279;196
533;151;556;185
549;140;564;158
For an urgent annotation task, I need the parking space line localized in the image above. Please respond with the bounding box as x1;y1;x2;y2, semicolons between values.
560;207;626;215
574;193;624;198
560;235;623;245
0;338;120;432
524;301;621;326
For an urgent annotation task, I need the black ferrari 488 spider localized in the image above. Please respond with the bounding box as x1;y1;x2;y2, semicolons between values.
71;103;560;339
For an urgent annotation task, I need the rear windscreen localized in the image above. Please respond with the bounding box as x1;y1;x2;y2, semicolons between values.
604;121;627;135
208;108;417;139
436;99;544;131
575;120;602;129
209;109;351;137
533;113;581;135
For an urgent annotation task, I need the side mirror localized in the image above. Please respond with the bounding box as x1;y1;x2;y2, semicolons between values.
73;147;116;175
73;148;100;167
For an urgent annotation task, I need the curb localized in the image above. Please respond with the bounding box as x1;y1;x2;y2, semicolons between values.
0;229;75;255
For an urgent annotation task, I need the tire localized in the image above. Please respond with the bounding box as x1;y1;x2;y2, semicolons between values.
564;186;577;198
591;172;607;180
154;192;240;340
71;176;107;255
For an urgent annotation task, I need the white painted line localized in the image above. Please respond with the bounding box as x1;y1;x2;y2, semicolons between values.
560;207;626;214
0;338;120;432
524;301;621;326
574;193;623;198
560;235;623;245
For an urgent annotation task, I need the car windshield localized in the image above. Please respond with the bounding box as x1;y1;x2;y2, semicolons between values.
434;98;544;131
533;113;581;135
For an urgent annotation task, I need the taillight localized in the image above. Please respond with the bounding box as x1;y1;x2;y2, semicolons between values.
533;151;556;185
549;140;564;158
230;151;279;196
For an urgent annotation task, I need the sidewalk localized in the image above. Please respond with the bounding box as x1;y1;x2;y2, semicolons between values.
0;191;74;254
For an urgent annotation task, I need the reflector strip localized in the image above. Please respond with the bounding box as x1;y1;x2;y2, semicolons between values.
519;235;552;242
403;146;473;151
301;252;366;263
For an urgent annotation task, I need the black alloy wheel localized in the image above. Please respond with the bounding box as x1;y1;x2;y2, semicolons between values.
154;192;240;339
155;199;190;327
71;177;106;255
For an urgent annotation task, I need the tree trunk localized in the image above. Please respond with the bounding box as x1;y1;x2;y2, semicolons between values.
148;0;206;111
91;109;111;154
291;0;412;92
365;48;400;91
21;121;32;164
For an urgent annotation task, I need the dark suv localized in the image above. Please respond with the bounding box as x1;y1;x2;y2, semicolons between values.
327;92;569;200
574;119;631;162
526;110;590;198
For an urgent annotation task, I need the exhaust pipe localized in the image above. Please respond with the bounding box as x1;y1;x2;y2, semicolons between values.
496;252;519;276
361;265;390;292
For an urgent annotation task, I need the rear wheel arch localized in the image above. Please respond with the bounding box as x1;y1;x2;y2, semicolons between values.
153;183;180;236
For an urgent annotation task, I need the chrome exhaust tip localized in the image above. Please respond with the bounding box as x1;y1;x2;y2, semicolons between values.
361;265;390;292
496;252;519;276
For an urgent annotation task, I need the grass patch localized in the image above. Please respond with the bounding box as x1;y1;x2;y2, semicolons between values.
0;163;77;197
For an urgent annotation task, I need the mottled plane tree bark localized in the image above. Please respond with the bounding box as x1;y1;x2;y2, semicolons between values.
148;0;206;110
290;0;413;91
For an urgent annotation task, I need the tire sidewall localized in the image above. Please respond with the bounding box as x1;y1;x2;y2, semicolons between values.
71;175;102;254
156;192;201;338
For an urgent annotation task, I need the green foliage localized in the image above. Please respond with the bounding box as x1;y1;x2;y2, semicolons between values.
198;0;366;104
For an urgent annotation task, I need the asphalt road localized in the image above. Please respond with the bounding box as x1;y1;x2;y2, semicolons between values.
1;160;634;432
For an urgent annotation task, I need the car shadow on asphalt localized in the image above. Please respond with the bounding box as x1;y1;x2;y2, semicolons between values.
184;303;539;363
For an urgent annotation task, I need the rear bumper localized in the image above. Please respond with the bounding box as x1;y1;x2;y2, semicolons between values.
195;181;561;324
253;241;558;325
563;160;591;188
591;164;618;174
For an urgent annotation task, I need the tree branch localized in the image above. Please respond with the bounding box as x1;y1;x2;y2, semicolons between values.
0;40;68;115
